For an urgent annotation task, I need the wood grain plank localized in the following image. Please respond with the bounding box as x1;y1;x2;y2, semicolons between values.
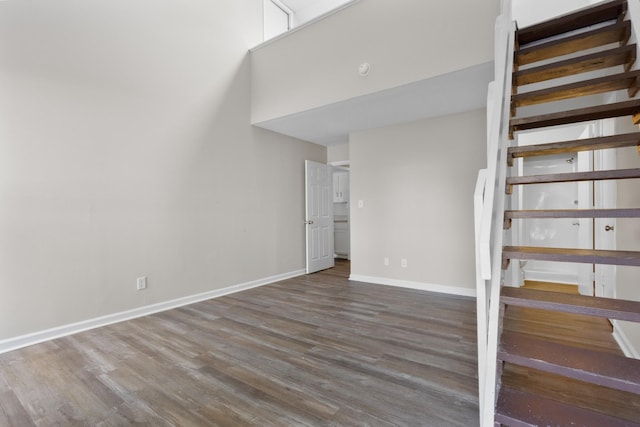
510;99;640;137
502;366;640;424
517;0;627;46
496;386;640;427
512;70;640;108
499;331;640;393
0;260;480;426
501;286;640;321
514;44;636;86
517;20;631;66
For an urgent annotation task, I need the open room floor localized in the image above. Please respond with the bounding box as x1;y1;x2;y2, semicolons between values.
0;260;480;426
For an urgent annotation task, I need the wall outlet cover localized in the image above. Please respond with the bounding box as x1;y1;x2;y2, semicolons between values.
136;276;147;290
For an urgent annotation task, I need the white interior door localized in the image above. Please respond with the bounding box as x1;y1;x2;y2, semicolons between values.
305;160;334;273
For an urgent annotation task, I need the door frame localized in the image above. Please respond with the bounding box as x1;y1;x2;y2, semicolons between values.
592;120;617;298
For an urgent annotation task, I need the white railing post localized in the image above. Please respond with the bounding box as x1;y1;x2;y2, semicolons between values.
474;170;487;410
474;168;488;421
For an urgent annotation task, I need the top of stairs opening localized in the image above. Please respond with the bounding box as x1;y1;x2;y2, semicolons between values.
517;20;631;66
517;0;628;46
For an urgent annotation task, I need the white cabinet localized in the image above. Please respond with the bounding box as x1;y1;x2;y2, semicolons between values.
333;171;349;203
334;220;350;258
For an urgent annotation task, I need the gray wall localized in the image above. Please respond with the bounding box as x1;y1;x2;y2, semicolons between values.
0;0;325;340
328;144;350;163
349;109;487;292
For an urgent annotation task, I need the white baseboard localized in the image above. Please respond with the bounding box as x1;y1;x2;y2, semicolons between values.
612;320;640;359
349;274;476;298
0;269;305;355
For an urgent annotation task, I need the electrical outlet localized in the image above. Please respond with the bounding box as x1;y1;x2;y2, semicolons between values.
401;259;408;268
358;200;364;208
136;276;147;290
384;257;389;266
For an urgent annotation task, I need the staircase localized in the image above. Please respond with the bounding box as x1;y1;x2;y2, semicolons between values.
477;1;640;425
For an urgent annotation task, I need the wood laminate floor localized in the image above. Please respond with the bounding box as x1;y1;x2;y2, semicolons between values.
0;260;480;426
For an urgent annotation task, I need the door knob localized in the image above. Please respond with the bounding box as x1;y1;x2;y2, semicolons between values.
305;220;314;225
605;225;614;232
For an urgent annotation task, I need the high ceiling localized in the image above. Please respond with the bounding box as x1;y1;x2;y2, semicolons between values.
256;0;493;146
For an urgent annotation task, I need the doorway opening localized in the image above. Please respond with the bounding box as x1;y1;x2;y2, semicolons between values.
510;121;617;297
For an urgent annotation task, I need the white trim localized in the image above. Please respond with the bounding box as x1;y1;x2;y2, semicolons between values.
329;160;350;168
349;274;476;298
0;269;305;355
270;0;294;27
612;320;640;359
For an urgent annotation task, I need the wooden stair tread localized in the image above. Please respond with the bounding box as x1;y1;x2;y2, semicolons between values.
503;245;640;268
510;99;640;135
512;70;640;108
517;20;631;66
506;168;640;193
517;0;627;46
503;208;640;228
496;386;640;427
499;331;640;394
507;132;640;165
501;286;640;321
505;208;640;219
514;44;636;86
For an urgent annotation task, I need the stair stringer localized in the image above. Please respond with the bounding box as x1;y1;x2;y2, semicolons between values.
477;11;517;427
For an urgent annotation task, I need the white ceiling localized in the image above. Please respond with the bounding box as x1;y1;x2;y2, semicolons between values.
253;62;494;146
